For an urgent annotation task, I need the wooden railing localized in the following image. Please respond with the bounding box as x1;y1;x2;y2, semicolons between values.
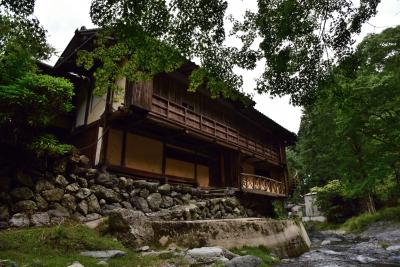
240;173;286;196
150;94;281;164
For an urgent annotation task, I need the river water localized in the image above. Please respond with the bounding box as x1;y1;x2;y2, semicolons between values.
276;222;400;267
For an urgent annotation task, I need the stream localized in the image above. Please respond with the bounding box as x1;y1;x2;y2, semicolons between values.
277;222;400;267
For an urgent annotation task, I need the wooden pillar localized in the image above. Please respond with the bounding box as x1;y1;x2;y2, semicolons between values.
220;151;225;187
162;141;167;184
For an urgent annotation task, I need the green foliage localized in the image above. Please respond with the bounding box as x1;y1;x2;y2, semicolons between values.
342;206;400;233
312;180;358;223
87;0;381;105
272;200;286;219
30;134;75;156
231;245;279;267
0;0;74;157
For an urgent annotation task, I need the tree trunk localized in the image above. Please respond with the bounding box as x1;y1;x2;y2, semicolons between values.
365;193;376;214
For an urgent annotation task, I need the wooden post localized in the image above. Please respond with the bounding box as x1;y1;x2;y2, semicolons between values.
162;141;167;184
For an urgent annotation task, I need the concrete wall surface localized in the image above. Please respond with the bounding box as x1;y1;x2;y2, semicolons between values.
150;218;311;258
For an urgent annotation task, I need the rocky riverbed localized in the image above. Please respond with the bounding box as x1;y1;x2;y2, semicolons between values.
277;221;400;267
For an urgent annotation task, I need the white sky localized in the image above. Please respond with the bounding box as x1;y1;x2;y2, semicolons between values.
34;0;400;133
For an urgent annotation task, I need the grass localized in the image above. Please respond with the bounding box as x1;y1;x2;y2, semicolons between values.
0;223;187;267
341;206;400;233
231;245;279;267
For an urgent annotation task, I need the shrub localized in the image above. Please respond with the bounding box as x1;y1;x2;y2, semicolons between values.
312;180;358;223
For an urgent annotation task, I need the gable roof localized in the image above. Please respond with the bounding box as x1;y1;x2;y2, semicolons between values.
54;27;297;144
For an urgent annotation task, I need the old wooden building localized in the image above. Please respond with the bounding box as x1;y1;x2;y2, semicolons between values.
51;28;296;198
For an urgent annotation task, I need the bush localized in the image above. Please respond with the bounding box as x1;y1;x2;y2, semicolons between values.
342;206;400;232
312;180;358;223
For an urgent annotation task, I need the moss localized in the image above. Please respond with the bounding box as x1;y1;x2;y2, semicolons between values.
231;245;279;267
0;223;186;267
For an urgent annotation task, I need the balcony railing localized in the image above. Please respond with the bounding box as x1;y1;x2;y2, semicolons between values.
240;173;286;196
150;94;281;164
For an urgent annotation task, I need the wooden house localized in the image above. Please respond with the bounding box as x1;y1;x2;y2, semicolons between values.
50;28;296;198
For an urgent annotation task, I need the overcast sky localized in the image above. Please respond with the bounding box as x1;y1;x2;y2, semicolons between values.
34;0;400;133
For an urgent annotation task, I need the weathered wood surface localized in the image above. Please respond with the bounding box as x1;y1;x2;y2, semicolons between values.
150;94;281;164
240;173;286;197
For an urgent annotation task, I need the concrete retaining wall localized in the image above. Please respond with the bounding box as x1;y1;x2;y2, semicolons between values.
150;218;310;257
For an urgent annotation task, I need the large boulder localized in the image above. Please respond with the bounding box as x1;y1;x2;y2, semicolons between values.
108;208;153;247
147;193;162;211
161;196;174;208
41;188;64;202
77;200;89;215
54;174;69;187
30;212;50;226
90;185;121;203
13;200;37;213
131;196;150;213
61;194;77;211
9;213;30;227
186;247;229;265
10;187;34;200
66;182;80;193
224;255;263;267
35;179;55;192
76;188;91;199
132;180;159;192
87;194;101;213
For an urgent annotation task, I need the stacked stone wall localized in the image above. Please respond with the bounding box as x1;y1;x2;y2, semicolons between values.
0;154;263;228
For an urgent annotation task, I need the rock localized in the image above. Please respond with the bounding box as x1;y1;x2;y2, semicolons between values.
87;194;101;213
147;193;162;211
102;203;122;215
30;212;50;226
77;200;89;215
76;188;91;199
121;201;133;209
356;255;377;264
35;195;48;210
53;157;68;173
54;174;69;187
13;200;37;212
0;205;10;221
170;191;179;197
66;183;80;193
108;208;146;232
80;250;126;259
161;196;174;208
159;236;169;247
118;177;128;188
139;188;150;198
131;196;150;212
387;244;400;252
85;168;98;178
85;213;102;222
79;155;90;167
321;240;331;246
48;206;70;218
42;188;64;202
15;170;33;187
67;261;84;267
77;177;88;188
62;194;77;211
180;193;191;203
99;199;106;205
224;255;263;267
132;180;159;191
90;185;121;203
158;184;171;194
96;172;113;187
140;245;150;252
0;259;18;267
186;247;229;264
10;187;34;200
96;261;108;266
9;213;30;227
35;179;55;192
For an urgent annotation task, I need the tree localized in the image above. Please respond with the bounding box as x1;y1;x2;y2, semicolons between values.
0;0;74;159
293;26;400;213
85;0;382;105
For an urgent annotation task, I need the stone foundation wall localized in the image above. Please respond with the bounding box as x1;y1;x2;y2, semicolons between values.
0;154;261;228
